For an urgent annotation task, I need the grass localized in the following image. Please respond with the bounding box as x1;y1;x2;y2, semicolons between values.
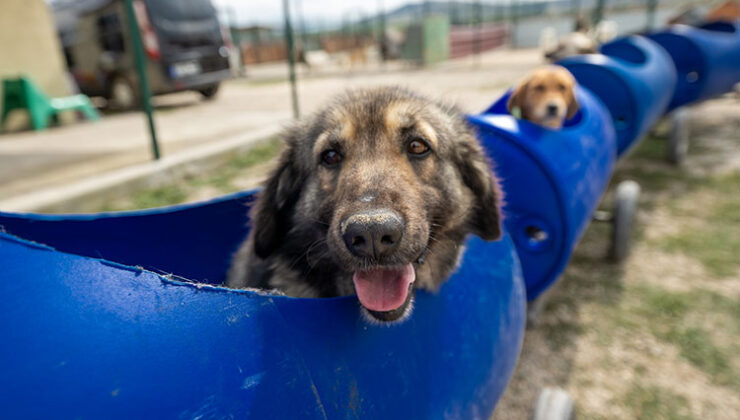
99;136;282;212
631;284;739;390
655;173;740;278
622;383;693;420
130;185;188;210
523;119;740;418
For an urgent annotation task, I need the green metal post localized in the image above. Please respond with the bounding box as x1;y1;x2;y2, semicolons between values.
646;0;658;31
593;0;606;26
283;0;300;119
378;0;387;62
123;0;160;160
474;0;482;62
510;0;519;48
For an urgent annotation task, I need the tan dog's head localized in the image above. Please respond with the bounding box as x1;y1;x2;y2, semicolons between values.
249;87;502;322
507;66;579;129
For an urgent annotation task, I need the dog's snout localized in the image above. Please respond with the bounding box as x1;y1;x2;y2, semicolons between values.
342;210;404;260
546;103;559;116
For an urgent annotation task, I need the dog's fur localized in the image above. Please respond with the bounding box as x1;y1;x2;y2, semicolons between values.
507;66;579;129
226;86;502;322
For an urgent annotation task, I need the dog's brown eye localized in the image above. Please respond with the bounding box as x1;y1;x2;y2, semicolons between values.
407;138;430;156
557;83;566;91
534;85;545;92
321;149;342;166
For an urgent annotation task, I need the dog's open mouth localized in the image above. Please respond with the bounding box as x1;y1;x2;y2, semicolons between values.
352;263;415;319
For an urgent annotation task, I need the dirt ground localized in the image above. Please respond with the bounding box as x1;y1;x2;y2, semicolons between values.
98;93;740;420
491;95;740;420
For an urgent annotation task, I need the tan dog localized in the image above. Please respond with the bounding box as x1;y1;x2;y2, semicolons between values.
507;66;579;129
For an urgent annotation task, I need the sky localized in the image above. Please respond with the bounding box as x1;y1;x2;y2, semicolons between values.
211;0;414;27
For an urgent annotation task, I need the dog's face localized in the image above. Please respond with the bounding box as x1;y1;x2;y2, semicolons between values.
507;66;579;129
248;87;501;322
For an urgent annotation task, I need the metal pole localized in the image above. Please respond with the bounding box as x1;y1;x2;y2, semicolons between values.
474;0;482;63
227;6;243;76
123;0;160;160
646;0;658;31
378;0;386;62
593;0;606;26
510;0;518;48
283;0;299;119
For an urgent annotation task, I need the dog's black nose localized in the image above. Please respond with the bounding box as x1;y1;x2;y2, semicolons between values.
342;210;404;260
546;103;559;116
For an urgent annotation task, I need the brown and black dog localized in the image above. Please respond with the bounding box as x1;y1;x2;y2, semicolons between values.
227;86;502;323
507;66;579;129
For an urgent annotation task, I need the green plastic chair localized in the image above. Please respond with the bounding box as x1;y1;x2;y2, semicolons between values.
1;76;100;131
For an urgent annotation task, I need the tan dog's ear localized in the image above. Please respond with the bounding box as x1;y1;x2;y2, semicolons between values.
507;80;528;117
566;87;580;120
251;135;304;259
455;131;502;241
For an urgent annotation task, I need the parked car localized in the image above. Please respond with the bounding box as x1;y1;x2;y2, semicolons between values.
54;0;232;109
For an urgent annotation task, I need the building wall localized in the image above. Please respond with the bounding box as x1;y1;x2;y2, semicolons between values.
1;0;71;128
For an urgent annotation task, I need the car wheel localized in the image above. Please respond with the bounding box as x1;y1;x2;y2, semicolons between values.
198;83;220;100
108;75;139;111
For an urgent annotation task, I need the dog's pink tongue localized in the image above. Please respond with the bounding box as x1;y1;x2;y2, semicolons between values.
353;264;415;312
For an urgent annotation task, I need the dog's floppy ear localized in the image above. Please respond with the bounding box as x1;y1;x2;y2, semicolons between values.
566;86;580;120
455;131;503;241
251;144;304;258
507;80;528;117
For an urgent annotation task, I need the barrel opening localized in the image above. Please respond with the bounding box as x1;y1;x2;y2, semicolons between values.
521;222;551;252
601;41;647;65
699;21;737;34
686;70;700;84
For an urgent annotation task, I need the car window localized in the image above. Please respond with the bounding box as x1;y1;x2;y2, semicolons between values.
97;13;125;52
146;0;215;21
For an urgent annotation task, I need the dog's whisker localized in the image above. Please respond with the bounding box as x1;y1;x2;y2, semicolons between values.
288;237;327;270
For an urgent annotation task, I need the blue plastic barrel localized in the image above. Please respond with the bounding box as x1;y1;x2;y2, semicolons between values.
467;85;617;300
0;191;526;419
559;35;677;156
648;20;740;111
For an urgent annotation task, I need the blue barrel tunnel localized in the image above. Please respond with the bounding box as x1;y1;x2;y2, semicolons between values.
468;85;617;300
0;191;527;419
559;35;677;156
648;20;740;111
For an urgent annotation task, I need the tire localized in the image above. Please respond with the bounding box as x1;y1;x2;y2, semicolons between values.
609;180;641;263
107;75;139;111
667;108;689;165
532;387;575;420
198;83;220;100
